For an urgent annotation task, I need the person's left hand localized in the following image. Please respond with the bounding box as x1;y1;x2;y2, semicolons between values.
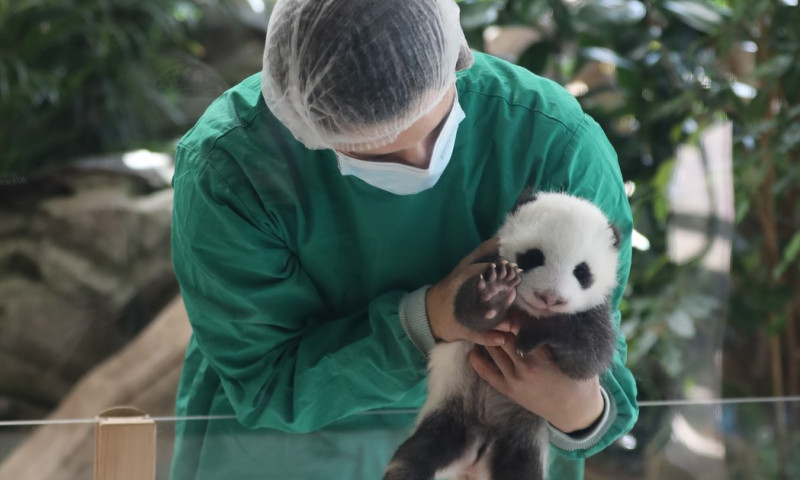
468;332;604;434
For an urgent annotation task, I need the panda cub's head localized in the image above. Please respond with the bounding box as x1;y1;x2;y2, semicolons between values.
497;191;621;318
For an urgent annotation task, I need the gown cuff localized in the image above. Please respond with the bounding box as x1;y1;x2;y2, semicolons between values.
547;386;616;452
398;286;437;355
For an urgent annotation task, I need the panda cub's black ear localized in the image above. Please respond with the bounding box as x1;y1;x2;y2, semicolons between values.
511;187;538;214
609;222;621;249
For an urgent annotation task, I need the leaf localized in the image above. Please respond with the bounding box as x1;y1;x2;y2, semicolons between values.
651;159;677;225
752;54;794;80
517;40;553;75
682;293;718;318
662;0;728;33
786;103;800;120
660;346;684;377
778;122;800;154
648;91;695;121
458;0;504;29
768;313;788;335
572;0;647;31
644;254;671;281
773;232;800;280
580;46;636;71
667;309;696;337
620;317;640;339
773;166;800;195
628;329;659;363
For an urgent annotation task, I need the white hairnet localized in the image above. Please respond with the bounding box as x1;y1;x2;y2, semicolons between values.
261;0;473;151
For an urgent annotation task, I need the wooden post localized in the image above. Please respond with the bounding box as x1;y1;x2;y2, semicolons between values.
94;407;156;480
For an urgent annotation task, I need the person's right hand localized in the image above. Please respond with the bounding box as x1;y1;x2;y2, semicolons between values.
425;238;517;346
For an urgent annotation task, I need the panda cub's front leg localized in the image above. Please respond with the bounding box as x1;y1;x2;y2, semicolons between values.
453;261;521;331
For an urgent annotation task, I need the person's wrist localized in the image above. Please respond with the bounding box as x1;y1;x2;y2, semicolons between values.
550;382;604;434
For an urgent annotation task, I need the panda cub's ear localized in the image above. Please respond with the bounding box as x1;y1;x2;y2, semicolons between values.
608;222;621;250
511;187;538;214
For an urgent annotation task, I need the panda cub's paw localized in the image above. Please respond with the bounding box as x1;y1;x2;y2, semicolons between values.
476;260;521;320
454;261;521;331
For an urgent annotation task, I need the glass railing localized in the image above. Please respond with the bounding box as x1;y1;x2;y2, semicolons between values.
2;399;798;479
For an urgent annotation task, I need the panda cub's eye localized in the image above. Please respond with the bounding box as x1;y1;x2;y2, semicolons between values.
517;248;545;271
573;262;594;289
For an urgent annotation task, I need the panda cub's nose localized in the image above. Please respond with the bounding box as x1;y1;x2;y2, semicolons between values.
535;291;567;307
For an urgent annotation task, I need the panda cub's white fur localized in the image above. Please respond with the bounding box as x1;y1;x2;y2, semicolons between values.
498;192;619;319
384;191;621;480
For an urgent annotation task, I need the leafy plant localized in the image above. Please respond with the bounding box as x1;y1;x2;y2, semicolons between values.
459;0;734;397
459;0;799;397
0;0;207;174
458;0;800;474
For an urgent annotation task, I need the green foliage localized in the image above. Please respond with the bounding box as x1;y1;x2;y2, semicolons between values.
459;0;729;394
458;0;800;401
459;0;800;473
723;403;800;480
0;0;206;174
454;3;800;477
723;2;800;343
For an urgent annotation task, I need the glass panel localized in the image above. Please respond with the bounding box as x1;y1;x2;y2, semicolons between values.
589;400;800;479
0;421;95;479
161;412;417;480
1;400;798;478
0;424;33;465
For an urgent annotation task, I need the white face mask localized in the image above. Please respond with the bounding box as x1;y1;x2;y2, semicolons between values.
336;99;466;195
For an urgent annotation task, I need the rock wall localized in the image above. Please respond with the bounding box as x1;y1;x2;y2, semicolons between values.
0;296;191;480
0;153;178;420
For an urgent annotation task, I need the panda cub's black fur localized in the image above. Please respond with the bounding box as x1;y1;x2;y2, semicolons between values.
384;191;621;480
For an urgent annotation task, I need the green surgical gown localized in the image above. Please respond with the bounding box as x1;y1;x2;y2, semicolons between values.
170;52;638;480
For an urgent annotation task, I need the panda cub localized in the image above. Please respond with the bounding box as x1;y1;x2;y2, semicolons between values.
384;190;621;480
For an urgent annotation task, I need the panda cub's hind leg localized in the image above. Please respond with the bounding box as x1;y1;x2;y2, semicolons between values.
454;261;521;331
383;400;481;480
488;422;549;480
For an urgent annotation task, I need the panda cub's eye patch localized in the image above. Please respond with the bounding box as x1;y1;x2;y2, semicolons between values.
573;262;594;289
517;248;545;271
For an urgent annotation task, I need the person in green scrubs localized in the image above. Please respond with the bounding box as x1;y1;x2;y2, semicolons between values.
169;0;638;478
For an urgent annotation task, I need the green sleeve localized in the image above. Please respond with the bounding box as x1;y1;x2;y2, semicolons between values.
171;146;428;433
542;113;639;459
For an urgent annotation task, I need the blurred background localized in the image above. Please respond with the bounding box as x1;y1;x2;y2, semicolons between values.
0;0;798;478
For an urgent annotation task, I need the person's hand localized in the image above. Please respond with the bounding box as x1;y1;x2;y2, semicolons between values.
426;238;515;346
468;334;604;433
